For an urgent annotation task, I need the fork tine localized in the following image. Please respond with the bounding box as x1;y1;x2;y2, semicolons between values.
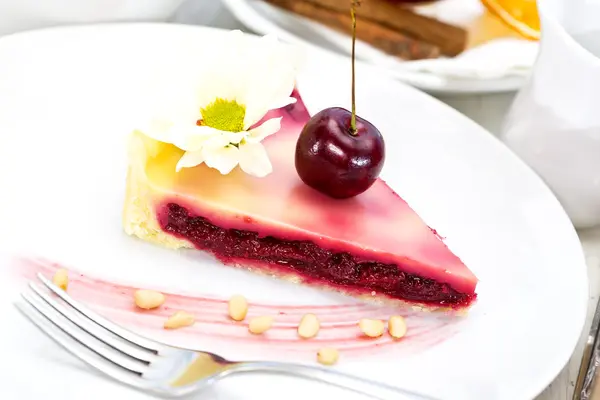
36;273;166;354
15;298;153;392
21;289;150;375
29;282;158;364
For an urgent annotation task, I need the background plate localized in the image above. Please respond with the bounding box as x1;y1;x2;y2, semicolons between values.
219;0;535;94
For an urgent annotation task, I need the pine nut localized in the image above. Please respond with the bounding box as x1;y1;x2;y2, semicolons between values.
164;311;195;329
52;269;69;291
248;316;273;334
134;289;165;309
359;318;385;338
298;313;320;339
228;295;248;321
388;316;407;339
317;348;339;366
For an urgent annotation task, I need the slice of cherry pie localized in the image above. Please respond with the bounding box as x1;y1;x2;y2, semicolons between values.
123;90;478;311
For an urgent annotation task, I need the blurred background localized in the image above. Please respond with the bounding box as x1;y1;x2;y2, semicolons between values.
0;0;539;134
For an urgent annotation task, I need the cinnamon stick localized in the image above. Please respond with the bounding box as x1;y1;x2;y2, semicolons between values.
284;0;468;56
265;0;440;60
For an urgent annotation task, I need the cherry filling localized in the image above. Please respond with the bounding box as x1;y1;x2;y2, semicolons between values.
158;203;475;308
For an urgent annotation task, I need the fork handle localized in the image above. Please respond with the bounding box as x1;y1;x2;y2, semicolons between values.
232;361;439;400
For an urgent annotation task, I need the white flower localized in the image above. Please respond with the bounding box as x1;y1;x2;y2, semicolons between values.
136;30;301;177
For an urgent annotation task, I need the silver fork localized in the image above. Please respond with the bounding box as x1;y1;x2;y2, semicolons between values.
15;273;439;400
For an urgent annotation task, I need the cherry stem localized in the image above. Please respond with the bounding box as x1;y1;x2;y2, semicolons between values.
350;0;358;135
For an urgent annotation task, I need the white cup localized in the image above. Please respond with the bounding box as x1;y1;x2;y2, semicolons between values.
501;0;600;228
0;0;187;37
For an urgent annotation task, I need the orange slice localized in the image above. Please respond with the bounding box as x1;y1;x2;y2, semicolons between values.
480;0;540;40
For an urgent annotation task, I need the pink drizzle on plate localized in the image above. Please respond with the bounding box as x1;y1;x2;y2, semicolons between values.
12;257;463;362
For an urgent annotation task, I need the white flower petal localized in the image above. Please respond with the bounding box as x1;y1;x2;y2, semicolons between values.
138;118;175;144
137;76;204;145
238;142;273;177
225;131;247;145
195;73;237;109
242;68;296;128
203;145;240;175
173;125;232;152
246;117;282;143
241;35;299;129
203;133;235;150
147;81;202;124
270;96;297;110
176;150;205;172
196;30;250;108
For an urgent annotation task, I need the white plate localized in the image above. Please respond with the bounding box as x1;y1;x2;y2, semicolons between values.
219;0;538;94
0;23;587;400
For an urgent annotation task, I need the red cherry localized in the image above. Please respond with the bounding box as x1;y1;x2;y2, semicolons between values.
295;107;385;199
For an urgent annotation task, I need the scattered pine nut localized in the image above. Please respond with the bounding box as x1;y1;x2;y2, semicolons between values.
134;289;165;310
359;318;385;338
317;348;339;366
164;311;195;329
248;316;274;334
52;269;69;291
298;313;320;339
228;295;249;321
388;316;408;339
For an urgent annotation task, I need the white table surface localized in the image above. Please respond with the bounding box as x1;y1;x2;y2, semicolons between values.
180;3;599;399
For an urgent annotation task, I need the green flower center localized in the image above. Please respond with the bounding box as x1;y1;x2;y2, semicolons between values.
199;98;246;132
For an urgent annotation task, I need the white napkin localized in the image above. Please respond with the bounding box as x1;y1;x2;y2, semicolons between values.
399;38;539;80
